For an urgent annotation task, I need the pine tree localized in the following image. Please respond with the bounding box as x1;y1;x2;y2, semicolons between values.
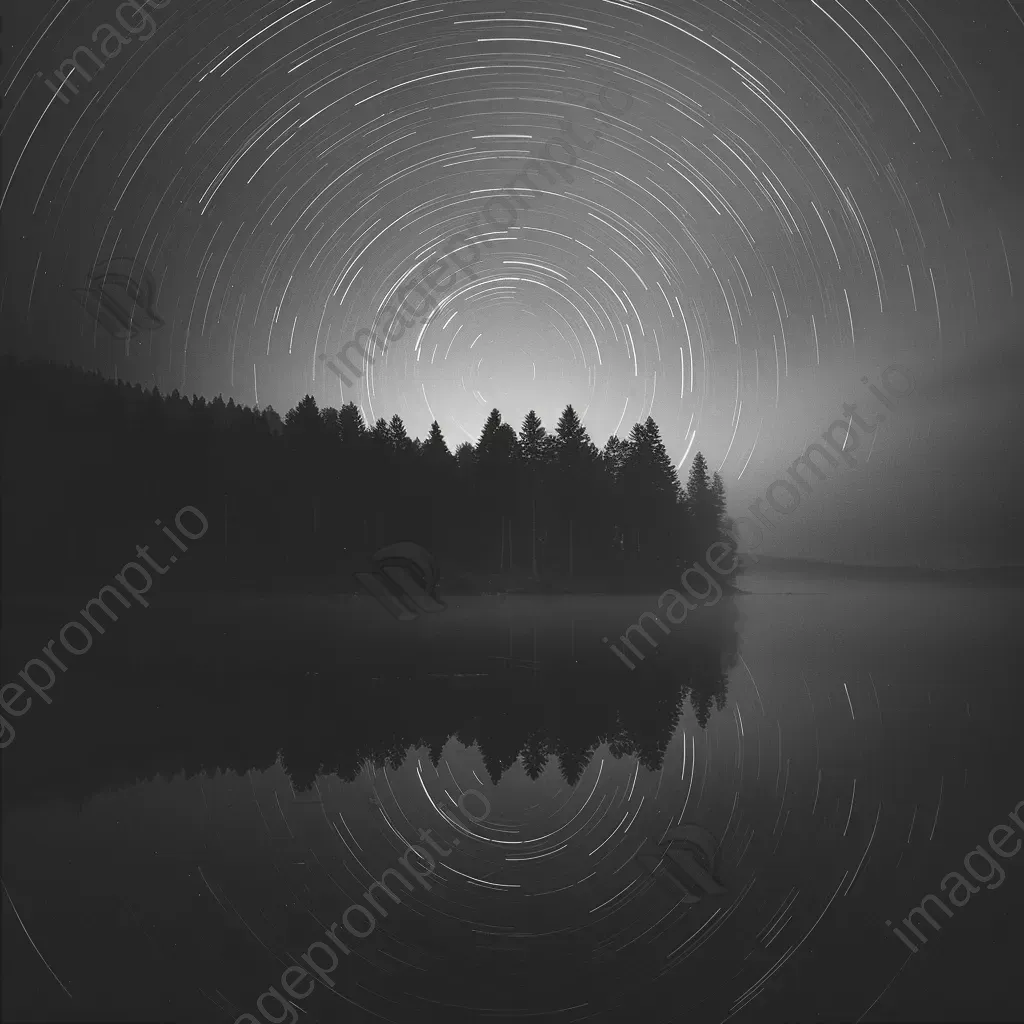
369;417;391;448
262;405;284;436
455;441;476;471
686;451;710;502
711;472;728;531
417;421;454;551
639;417;681;501
476;408;504;459
686;452;717;560
422;420;451;461
493;421;519;461
283;396;324;539
601;435;631;558
338;402;366;444
551;405;600;575
709;471;738;584
615;420;682;569
554;404;594;460
321;406;340;439
520;411;549;577
601;435;629;481
284;394;321;435
388;413;411;453
518;410;547;462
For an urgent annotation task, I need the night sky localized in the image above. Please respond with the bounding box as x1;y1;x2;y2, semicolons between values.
3;0;1022;567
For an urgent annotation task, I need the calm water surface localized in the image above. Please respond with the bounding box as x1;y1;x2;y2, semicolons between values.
2;578;1022;1022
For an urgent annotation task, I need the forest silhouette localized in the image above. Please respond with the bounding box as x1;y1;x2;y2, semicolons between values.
1;356;736;592
1;356;743;807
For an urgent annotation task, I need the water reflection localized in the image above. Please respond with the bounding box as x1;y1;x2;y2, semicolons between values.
4;598;738;808
4;585;1022;1024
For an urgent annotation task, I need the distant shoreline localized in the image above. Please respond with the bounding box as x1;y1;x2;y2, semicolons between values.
738;555;1024;586
5;558;1023;605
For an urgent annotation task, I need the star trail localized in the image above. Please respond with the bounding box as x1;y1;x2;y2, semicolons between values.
2;0;1022;560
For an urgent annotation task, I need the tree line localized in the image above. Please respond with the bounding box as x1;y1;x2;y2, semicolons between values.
1;357;736;590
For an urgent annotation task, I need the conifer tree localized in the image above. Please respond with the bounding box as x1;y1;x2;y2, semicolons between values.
686;450;710;501
284;394;320;435
639;417;681;501
338;402;365;444
554;404;596;462
518;410;547;462
519;411;549;577
455;441;475;471
711;472;728;531
476;408;504;460
686;452;718;559
422;420;451;462
369;417;391;447
388;413;411;453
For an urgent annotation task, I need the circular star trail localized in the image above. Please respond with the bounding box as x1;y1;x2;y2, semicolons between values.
3;0;1020;475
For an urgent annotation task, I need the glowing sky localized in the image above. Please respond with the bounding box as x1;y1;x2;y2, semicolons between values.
2;0;1022;565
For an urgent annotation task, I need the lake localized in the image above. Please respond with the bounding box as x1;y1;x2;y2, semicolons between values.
2;576;1022;1022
